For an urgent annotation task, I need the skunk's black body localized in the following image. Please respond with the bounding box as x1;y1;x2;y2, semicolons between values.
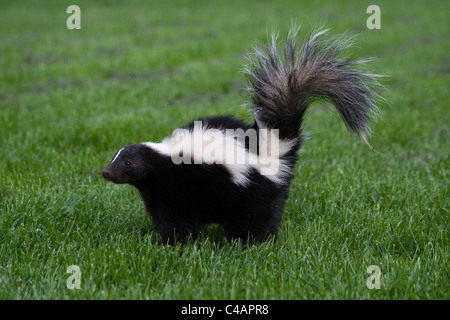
102;28;381;244
139;132;288;244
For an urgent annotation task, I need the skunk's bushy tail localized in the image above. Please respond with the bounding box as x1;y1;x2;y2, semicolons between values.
244;27;382;143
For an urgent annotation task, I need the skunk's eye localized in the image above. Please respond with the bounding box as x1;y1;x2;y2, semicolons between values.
125;161;131;166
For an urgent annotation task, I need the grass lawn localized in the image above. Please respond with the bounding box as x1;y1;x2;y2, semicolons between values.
0;0;448;299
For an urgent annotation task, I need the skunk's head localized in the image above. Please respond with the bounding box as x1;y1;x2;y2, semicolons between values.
102;144;154;185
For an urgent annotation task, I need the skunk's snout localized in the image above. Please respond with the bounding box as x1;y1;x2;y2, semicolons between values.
102;169;111;179
102;166;127;184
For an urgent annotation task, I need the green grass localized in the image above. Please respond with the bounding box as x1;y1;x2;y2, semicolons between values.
0;0;448;299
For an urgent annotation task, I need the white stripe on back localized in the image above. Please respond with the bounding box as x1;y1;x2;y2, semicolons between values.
141;123;297;187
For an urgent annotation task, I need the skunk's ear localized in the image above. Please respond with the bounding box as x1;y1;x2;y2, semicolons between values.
138;144;160;170
139;144;155;158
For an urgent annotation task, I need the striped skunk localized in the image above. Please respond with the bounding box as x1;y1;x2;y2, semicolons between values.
102;28;381;245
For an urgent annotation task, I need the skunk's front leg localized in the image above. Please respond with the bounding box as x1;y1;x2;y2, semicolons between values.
151;210;201;245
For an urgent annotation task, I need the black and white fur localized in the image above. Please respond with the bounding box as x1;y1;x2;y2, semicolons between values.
102;28;381;245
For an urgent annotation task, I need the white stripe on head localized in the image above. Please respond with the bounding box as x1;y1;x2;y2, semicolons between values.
110;148;124;164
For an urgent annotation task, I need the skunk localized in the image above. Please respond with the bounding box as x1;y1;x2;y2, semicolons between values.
102;28;381;245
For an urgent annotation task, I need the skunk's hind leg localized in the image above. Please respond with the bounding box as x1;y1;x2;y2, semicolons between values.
224;219;279;244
